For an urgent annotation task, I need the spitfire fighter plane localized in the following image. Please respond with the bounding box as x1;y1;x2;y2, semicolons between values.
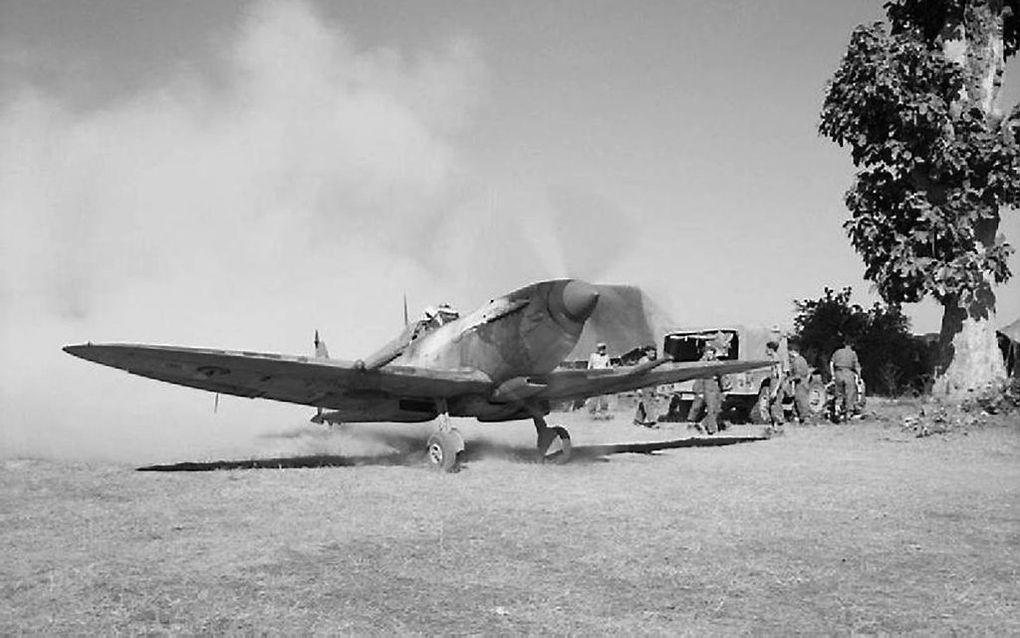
64;279;769;471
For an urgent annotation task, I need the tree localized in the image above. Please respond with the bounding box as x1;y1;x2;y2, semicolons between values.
793;287;931;395
819;0;1020;396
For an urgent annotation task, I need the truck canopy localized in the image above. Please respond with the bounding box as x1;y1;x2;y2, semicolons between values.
663;324;786;363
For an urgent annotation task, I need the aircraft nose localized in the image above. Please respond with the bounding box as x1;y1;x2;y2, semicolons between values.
561;280;599;322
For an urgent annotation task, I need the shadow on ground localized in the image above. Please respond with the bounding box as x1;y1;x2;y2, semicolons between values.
136;434;768;472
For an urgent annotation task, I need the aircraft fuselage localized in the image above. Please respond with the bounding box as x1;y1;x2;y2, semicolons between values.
394;279;598;384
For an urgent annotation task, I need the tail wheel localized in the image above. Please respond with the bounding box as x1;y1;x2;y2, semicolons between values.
426;431;462;473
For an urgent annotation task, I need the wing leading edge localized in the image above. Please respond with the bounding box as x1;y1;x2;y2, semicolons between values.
62;343;493;409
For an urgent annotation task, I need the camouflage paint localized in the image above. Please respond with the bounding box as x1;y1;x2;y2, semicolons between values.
394;280;598;383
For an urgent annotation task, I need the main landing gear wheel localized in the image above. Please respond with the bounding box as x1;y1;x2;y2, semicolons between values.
426;429;464;473
536;423;572;464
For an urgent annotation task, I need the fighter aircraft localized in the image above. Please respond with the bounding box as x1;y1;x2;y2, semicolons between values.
63;279;770;471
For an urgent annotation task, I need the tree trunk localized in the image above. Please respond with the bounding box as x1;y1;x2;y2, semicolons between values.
930;1;1010;397
934;292;1008;397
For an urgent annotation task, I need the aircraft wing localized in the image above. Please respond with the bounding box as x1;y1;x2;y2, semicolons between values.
62;343;493;409
529;359;772;403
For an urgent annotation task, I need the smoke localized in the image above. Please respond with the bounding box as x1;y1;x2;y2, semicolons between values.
0;0;491;462
0;0;658;464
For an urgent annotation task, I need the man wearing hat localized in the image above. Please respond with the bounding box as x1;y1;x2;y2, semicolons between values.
587;342;612;418
769;324;791;378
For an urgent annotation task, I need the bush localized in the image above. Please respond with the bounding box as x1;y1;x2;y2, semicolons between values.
793;287;933;395
961;377;1020;416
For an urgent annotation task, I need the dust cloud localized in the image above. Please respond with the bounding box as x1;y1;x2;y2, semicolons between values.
0;0;487;463
0;0;644;464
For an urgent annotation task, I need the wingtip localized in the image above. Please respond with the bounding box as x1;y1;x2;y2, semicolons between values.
63;342;102;362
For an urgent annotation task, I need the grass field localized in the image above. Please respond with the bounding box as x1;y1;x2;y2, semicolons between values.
3;404;1019;634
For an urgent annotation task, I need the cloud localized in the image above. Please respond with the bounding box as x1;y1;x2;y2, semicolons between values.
0;0;488;461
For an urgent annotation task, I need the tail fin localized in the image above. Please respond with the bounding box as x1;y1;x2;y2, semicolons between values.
313;330;329;423
314;330;330;359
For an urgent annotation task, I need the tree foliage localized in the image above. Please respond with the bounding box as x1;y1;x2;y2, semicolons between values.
819;0;1020;312
885;0;1020;57
793;287;934;395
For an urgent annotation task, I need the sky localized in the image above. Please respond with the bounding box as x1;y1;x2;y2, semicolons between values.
3;0;1020;461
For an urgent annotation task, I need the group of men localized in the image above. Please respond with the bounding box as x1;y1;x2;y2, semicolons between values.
690;331;864;431
587;341;660;422
588;330;865;432
761;337;816;430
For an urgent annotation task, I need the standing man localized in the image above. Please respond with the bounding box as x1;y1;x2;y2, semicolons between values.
765;341;787;427
633;346;659;427
788;341;813;424
829;338;862;423
588;342;612;418
687;343;724;434
770;325;791;377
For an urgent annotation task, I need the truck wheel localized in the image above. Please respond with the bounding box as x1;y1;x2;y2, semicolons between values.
807;380;827;416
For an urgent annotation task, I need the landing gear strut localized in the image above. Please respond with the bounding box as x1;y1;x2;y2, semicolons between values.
426;400;464;473
533;416;572;464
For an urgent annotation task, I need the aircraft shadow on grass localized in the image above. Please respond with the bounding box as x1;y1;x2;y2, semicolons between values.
136;434;768;472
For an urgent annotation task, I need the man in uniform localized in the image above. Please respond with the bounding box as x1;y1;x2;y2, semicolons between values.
765;341;787;426
830;338;862;423
788;341;813;424
587;342;612;418
770;324;791;376
687;343;724;434
633;346;659;427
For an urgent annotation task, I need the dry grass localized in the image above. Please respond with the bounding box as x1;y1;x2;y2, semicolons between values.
2;404;1019;634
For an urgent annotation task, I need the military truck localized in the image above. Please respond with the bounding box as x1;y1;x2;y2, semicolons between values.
658;325;827;423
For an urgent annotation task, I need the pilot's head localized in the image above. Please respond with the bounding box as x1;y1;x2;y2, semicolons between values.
596;342;607;354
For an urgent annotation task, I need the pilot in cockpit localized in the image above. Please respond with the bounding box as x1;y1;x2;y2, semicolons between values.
412;303;461;340
435;303;459;325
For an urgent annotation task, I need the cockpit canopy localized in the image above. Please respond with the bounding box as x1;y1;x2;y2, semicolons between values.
412;303;460;340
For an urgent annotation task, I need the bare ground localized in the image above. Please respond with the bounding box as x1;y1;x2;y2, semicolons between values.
2;403;1019;635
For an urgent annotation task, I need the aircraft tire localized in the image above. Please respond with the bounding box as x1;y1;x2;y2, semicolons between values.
541;426;572;464
426;431;461;473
